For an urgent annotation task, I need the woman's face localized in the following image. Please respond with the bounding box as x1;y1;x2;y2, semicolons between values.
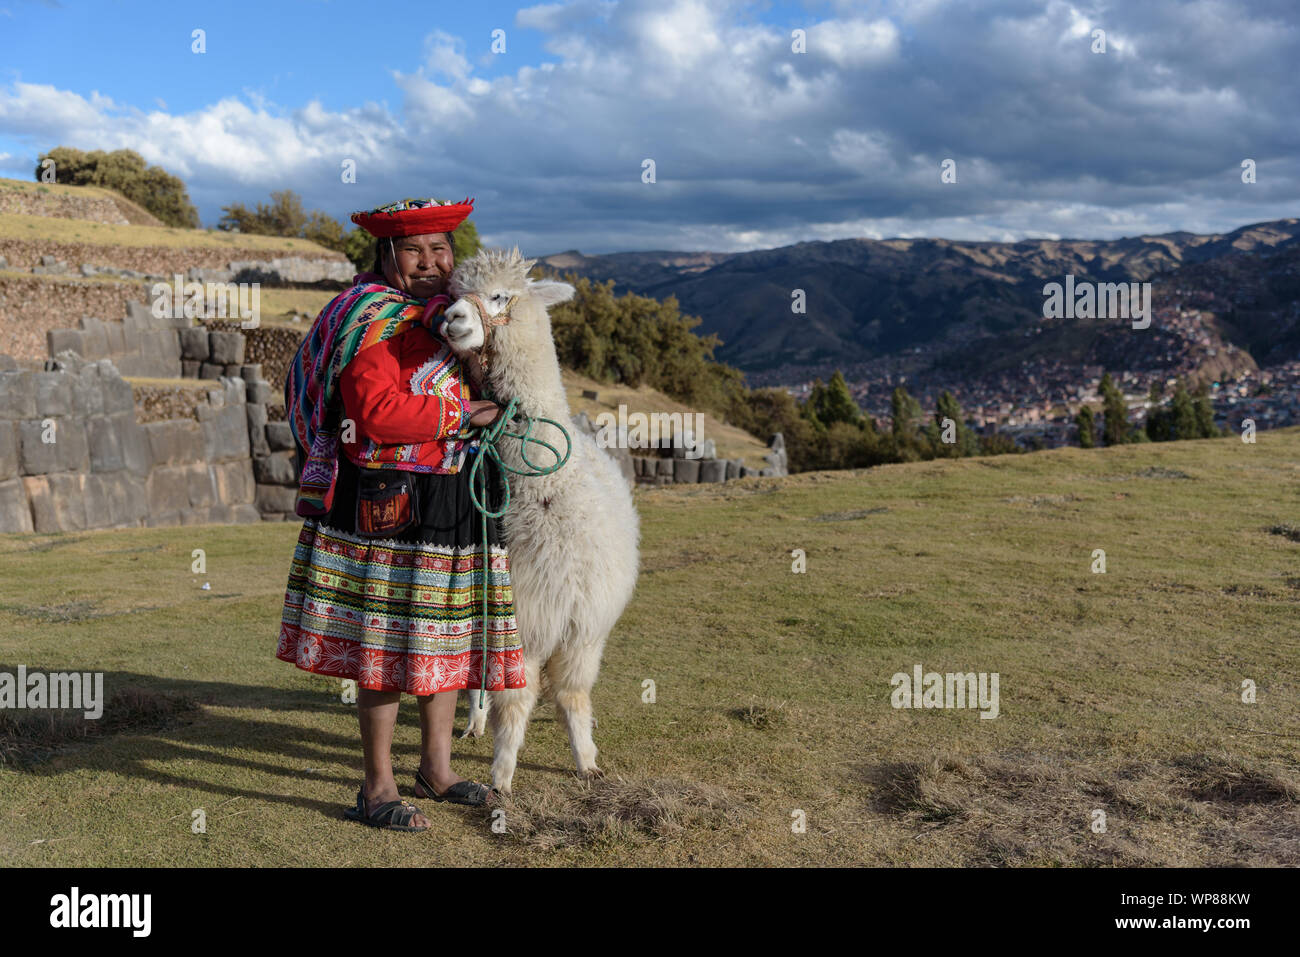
384;232;455;297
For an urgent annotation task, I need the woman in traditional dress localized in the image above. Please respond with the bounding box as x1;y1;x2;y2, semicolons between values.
276;197;523;830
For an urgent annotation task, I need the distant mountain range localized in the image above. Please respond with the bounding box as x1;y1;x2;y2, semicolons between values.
537;218;1300;384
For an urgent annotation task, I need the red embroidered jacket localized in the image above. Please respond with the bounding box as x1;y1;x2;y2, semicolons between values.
338;325;476;473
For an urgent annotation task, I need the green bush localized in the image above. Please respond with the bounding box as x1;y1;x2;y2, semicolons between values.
35;146;199;228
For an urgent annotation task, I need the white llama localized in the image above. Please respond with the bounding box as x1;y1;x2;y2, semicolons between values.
441;247;640;795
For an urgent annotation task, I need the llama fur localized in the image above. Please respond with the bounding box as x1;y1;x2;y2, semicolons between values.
442;247;641;794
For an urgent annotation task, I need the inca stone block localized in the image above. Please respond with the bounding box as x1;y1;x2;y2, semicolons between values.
246;405;270;457
181;359;200;377
24;473;87;532
673;457;700;483
102;375;135;414
145;419;205;466
253;451;297;485
201;405;251;461
147;465;196;513
187;463;217;507
116;411;151;476
80;470;114;529
240;364;263;382
87;414;125;472
125;300;154;328
0;371;35;419
0;422;16;481
156;329;181;361
34;373;74;417
120;315;141;352
179;326;210;360
699;459;726;483
70;373;104;419
265;420;294;452
78;317;110;358
89;471;147;527
210;460;255;503
230;503;262;523
255;483;298;514
246;380;272;405
222;377;245;405
47;328;85;357
105;321;125;355
208;331;245;366
0;477;33;533
199;362;223;380
19;418;89;474
725;459;741;479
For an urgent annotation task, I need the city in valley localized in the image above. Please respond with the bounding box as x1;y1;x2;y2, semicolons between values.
773;289;1298;449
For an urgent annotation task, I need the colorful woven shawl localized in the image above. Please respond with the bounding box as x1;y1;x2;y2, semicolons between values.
285;273;451;462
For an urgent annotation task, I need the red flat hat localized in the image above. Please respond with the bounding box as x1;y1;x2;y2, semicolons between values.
351;197;475;238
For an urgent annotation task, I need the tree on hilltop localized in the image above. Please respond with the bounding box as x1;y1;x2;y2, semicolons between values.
35;146;199;228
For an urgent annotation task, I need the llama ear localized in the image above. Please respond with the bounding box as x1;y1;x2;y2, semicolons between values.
528;279;575;306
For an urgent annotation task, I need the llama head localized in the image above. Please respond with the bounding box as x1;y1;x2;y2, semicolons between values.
442;247;574;394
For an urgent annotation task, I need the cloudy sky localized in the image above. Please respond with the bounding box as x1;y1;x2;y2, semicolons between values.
0;0;1297;254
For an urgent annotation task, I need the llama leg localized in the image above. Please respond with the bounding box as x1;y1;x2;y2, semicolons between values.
488;657;541;795
461;687;488;738
547;645;603;779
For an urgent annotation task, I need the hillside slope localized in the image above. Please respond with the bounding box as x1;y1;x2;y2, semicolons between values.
538;218;1300;377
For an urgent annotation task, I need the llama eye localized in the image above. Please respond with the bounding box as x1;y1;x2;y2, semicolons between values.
493;293;506;302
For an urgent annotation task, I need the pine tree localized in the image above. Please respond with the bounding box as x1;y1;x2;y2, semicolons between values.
1075;405;1096;448
1170;380;1197;439
928;390;976;457
1100;373;1129;446
1192;382;1218;437
808;371;863;428
891;386;922;441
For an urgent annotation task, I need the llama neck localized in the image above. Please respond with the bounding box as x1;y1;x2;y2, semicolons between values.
486;334;574;484
489;339;570;422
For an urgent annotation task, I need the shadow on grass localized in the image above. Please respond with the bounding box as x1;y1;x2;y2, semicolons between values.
1;668;568;823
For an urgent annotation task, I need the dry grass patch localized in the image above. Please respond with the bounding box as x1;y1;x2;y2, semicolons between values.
0;688;198;768
732;699;789;730
488;774;755;850
862;751;1300;866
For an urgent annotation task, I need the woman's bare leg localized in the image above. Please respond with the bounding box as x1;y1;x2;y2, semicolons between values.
416;690;471;794
358;687;429;826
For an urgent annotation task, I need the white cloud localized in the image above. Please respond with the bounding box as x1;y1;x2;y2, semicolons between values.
0;0;1295;254
806;18;900;66
424;29;472;80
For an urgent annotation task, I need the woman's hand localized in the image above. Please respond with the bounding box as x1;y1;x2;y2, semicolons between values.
466;399;503;427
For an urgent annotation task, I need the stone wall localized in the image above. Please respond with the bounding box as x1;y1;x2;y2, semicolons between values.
0;188;130;224
569;412;788;486
0;290;791;533
0;273;151;362
0;352;259;533
0;241;350;278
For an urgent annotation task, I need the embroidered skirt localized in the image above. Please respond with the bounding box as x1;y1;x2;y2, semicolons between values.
276;452;525;695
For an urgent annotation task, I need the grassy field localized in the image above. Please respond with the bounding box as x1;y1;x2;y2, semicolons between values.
1;429;1297;866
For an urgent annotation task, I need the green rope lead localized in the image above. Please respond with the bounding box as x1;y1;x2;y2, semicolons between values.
463;394;572;707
